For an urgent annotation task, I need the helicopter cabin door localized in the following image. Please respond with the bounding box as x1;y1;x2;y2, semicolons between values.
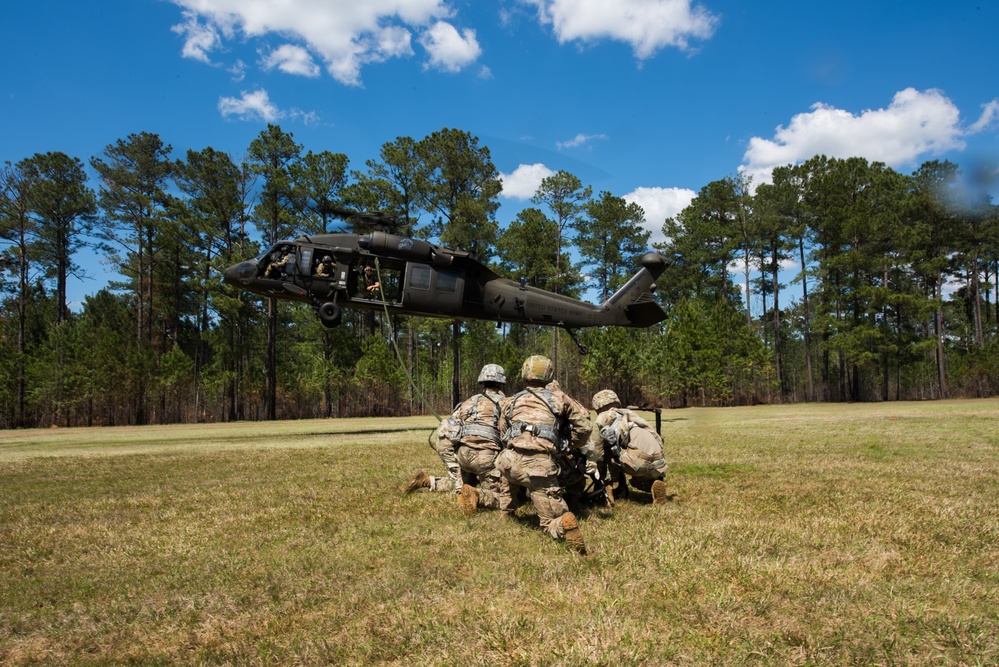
402;263;464;315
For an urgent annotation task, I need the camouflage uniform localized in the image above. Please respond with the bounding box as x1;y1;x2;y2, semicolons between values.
315;256;334;277
362;265;380;297
591;390;668;502
452;385;509;512
495;356;591;550
407;365;509;502
418;416;464;493
264;251;291;279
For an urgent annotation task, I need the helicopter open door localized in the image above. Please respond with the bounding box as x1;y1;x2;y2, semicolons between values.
401;263;464;315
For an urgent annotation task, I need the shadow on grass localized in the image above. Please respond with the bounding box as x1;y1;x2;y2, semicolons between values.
302;427;435;438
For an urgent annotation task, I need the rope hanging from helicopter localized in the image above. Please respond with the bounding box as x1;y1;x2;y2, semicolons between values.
371;258;447;448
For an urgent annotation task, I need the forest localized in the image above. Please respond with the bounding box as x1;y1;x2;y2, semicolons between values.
2;125;997;428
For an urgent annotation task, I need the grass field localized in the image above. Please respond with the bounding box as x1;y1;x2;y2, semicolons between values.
1;399;997;666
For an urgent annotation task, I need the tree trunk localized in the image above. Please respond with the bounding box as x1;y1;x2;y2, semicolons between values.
935;276;948;398
799;238;814;401
451;320;461;408
266;297;277;420
771;251;783;400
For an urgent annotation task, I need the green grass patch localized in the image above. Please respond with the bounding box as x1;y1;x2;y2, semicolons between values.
2;401;998;665
673;462;750;477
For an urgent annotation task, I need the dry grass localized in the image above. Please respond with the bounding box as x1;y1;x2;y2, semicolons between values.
1;401;997;666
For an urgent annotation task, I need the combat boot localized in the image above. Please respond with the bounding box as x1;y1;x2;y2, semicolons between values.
560;512;587;555
457;484;479;515
604;484;615;508
405;470;431;494
651;479;668;505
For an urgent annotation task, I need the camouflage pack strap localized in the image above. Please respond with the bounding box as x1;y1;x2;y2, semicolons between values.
459;393;503;445
523;387;610;507
521;386;569;453
507;421;559;444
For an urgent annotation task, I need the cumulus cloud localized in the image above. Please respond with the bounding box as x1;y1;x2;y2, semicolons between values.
623;186;695;246
170;0;454;86
522;0;717;58
556;133;607;150
420;21;481;72
172;11;225;63
228;59;247;82
261;44;321;77
218;89;322;125
741;88;968;184
499;163;556;199
969;99;999;134
218;89;282;122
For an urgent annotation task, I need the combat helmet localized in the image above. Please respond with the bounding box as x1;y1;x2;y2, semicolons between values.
520;355;554;383
477;363;507;384
592;389;621;411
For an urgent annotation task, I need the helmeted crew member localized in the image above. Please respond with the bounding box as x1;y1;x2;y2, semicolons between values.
362;262;380;297
315;255;334;277
264;250;291;279
452;364;510;515
494;355;592;555
591;389;669;504
405;364;508;503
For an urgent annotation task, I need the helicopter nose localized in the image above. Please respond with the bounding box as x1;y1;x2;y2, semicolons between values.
224;260;257;285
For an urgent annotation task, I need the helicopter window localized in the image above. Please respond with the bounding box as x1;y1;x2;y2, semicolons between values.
298;247;312;275
437;270;458;294
410;265;431;290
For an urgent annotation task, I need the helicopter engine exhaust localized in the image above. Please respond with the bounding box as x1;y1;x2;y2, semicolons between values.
359;231;454;268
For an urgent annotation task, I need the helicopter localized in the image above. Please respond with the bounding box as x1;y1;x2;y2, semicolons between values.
223;210;668;353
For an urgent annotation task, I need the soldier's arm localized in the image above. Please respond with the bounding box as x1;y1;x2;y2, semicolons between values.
563;396;592;450
497;396;512;443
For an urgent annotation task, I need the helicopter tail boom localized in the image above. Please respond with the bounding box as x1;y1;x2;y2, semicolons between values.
599;252;668;327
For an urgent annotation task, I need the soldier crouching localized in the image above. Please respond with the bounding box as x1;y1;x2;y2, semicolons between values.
405;364;509;506
404;417;463;494
452;364;510;514
494;355;591;555
591;389;669;504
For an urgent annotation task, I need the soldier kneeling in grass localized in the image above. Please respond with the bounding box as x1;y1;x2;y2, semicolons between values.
405;364;509;515
591;390;669;505
493;355;592;555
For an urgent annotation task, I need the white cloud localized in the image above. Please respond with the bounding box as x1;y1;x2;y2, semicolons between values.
228;59;247;81
623;186;695;246
262;44;321;77
218;89;321;125
218;89;281;122
741;88;967;184
419;21;481;72
499;163;556;199
170;0;451;86
969;99;999;134
556;133;607;150
171;11;224;63
523;0;717;58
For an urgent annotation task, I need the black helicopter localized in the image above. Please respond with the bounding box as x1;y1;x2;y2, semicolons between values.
223;210;668;352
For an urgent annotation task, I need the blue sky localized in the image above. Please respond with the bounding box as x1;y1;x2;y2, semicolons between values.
2;0;997;309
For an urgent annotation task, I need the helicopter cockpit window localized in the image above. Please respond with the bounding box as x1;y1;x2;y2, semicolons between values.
410;265;431;290
437;270;458;294
262;244;298;280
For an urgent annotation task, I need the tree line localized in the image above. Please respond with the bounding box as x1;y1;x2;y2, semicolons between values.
1;126;997;428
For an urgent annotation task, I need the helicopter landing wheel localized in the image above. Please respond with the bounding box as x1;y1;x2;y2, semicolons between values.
318;301;342;328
